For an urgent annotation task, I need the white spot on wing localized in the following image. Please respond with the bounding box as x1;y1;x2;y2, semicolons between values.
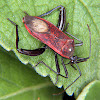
32;19;48;33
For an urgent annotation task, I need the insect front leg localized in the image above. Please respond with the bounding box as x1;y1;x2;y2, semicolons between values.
7;18;46;56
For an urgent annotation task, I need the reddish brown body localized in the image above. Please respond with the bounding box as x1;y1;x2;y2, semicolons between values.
23;16;74;59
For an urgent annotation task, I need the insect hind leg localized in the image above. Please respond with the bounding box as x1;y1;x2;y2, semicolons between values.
7;18;46;56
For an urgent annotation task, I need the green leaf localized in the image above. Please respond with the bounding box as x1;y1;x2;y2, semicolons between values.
0;0;100;98
77;80;100;100
0;46;62;100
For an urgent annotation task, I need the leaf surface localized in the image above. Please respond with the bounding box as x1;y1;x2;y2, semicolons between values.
0;0;99;97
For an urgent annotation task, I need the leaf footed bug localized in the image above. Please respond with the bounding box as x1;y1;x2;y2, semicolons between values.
7;5;91;95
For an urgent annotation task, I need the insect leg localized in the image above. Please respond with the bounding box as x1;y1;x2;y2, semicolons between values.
61;57;68;77
38;5;64;17
64;23;84;46
54;52;60;84
57;5;66;31
65;31;83;46
53;63;81;95
7;18;46;56
34;61;68;79
63;63;81;93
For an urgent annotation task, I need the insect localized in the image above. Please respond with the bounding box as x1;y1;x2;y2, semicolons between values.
7;5;91;95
